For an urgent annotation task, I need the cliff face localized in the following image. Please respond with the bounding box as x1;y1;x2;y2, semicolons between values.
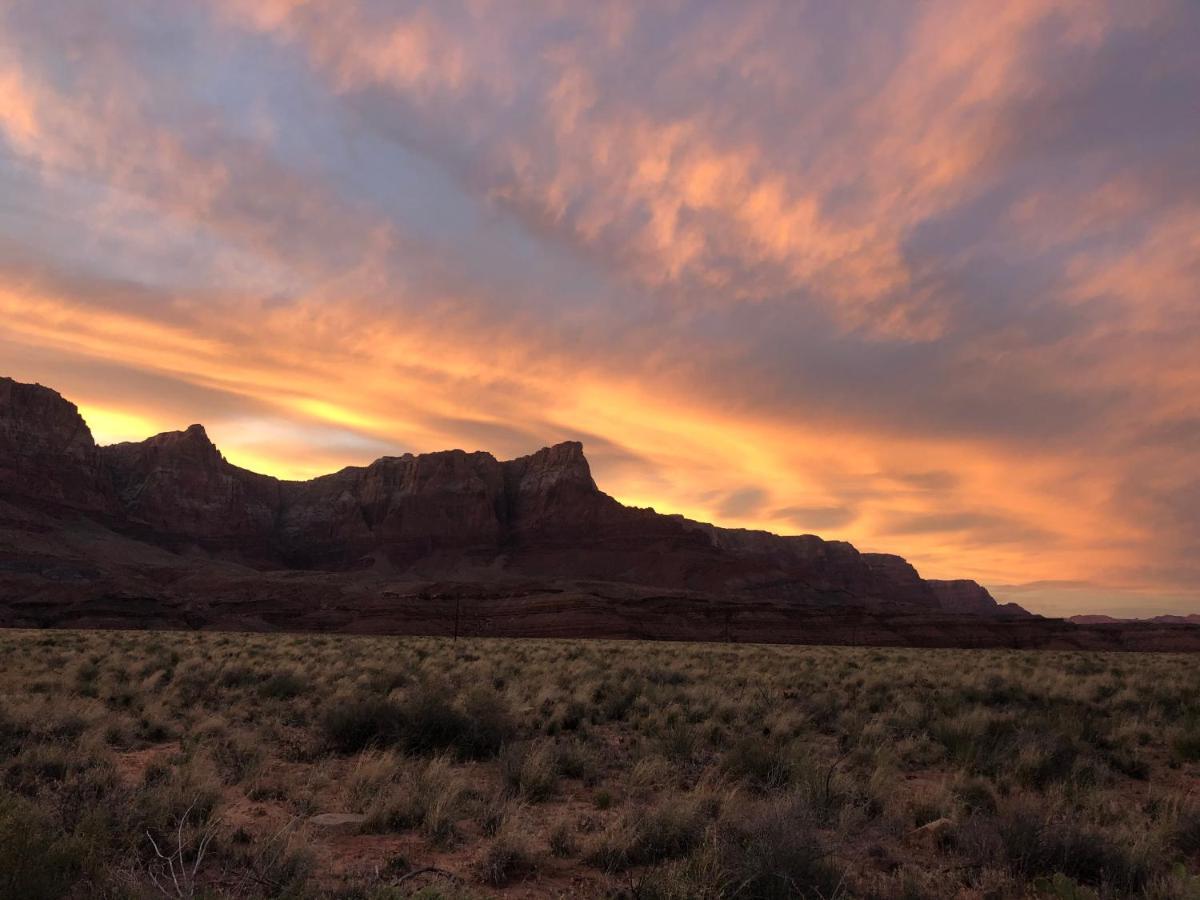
278;450;510;568
0;378;114;513
926;579;1029;618
0;375;1028;618
101;425;283;560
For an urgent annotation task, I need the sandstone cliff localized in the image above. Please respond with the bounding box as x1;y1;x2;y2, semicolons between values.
0;375;1041;633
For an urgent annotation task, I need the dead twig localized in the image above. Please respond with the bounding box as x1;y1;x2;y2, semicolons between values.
145;799;220;900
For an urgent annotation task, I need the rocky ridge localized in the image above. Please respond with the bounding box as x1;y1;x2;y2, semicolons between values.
15;375;1200;650
0;376;1023;618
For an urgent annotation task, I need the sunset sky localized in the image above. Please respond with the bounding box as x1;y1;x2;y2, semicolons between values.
1;2;1198;616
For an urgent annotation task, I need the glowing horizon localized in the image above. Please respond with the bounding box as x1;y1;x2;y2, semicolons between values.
2;1;1198;617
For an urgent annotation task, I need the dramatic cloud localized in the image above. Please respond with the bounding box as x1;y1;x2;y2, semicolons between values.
1;0;1197;615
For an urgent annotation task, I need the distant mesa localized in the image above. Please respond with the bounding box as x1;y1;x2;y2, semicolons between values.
0;375;1018;613
6;374;1199;650
1069;613;1200;626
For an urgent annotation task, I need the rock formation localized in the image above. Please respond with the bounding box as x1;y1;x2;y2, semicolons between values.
0;377;113;513
36;376;1199;650
927;579;1032;618
1069;613;1200;626
0;376;1027;617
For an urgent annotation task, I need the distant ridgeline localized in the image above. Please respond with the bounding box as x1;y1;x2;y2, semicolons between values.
8;374;1200;650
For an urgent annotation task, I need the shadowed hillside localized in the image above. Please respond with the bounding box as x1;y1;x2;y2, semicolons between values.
5;376;1200;650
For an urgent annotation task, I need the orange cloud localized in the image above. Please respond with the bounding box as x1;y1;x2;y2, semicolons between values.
0;66;38;149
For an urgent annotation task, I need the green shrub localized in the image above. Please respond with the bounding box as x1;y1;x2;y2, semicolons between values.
0;791;83;900
396;684;515;759
398;685;471;755
259;670;307;700
322;696;405;754
456;687;515;758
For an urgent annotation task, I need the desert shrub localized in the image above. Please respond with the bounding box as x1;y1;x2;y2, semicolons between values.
3;743;74;794
0;790;83;900
3;626;1199;897
1031;873;1099;899
1170;725;1200;763
646;667;690;687
500;740;559;802
715;797;842;899
478;826;537;886
720;735;792;790
0;706;28;760
395;683;515;759
590;680;639;723
364;756;465;844
259;670;307;700
954;804;1151;893
456;686;515;758
38;710;89;742
218;664;259;689
129;758;223;845
586;793;709;871
344;751;401;814
659;718;699;763
555;740;595;782
208;732;264;784
45;761;123;835
322;696;404;754
398;685;472;755
74;659;100;687
548;821;577;857
135;713;172;743
930;710;1018;774
558;700;588;732
952;777;997;816
1174;806;1200;858
628;845;725;900
222;823;315;897
1015;735;1080;790
1103;743;1149;780
474;789;517;837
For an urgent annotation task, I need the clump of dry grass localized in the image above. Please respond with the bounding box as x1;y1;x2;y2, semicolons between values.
478;822;538;886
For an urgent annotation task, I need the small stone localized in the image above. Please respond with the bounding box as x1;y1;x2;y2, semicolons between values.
912;817;955;845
